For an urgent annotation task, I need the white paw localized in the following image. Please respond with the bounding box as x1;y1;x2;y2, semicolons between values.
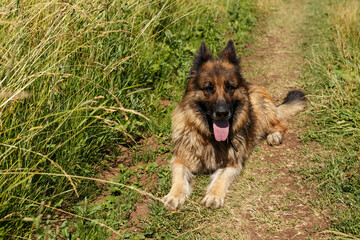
201;193;225;208
267;131;283;146
163;191;187;210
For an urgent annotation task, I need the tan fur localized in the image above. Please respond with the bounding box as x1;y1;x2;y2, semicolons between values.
163;41;306;210
163;158;193;210
277;100;307;119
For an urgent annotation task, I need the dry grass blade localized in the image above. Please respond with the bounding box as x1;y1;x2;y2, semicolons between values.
0;212;24;221
0;91;30;100
1;171;163;203
98;30;136;37
86;106;150;121
174;225;205;239
84;80;135;120
106;54;137;73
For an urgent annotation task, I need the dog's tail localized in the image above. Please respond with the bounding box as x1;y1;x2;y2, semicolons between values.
277;90;306;118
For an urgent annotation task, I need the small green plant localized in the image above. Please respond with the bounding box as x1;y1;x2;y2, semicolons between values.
61;198;107;239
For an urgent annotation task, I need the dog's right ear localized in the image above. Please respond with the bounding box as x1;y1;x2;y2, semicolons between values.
193;41;212;69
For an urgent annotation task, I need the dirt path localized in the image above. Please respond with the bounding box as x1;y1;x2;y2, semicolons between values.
204;0;330;239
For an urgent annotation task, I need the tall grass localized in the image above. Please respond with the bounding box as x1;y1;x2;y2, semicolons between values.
301;0;360;235
0;0;257;237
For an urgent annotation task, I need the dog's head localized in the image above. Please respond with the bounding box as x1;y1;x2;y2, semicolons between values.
184;40;249;141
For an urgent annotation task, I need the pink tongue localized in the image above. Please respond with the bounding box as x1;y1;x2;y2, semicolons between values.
213;120;229;142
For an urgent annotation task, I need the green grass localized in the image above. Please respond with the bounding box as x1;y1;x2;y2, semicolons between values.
300;0;360;236
0;0;258;238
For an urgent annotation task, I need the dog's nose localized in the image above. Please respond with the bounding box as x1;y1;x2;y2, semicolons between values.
215;102;230;118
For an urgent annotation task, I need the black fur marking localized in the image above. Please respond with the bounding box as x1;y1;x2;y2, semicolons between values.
192;41;212;70
228;137;238;152
194;100;211;130
282;90;306;104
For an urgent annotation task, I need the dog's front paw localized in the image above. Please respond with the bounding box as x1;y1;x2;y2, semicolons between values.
201;193;225;208
267;131;283;146
163;191;187;210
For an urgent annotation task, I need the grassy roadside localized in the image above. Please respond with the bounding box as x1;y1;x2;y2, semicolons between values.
300;0;360;236
0;0;258;238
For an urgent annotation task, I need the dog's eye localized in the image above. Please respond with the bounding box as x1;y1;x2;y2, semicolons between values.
203;86;214;95
226;84;235;93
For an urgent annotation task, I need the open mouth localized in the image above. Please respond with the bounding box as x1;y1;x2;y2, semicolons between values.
212;119;230;142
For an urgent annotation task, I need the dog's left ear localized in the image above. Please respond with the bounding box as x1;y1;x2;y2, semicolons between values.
220;40;239;65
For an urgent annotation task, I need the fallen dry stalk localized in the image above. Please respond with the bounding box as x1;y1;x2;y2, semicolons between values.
1;171;164;203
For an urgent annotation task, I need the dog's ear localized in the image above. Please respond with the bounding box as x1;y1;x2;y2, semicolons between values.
193;41;212;69
220;40;239;65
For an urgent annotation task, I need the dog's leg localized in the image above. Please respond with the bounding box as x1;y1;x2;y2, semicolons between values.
202;165;241;208
163;157;193;210
267;119;287;146
267;131;283;146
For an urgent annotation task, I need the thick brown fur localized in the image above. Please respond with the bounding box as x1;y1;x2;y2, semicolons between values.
163;40;306;210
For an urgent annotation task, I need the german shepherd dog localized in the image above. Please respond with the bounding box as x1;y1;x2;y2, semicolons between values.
163;40;306;210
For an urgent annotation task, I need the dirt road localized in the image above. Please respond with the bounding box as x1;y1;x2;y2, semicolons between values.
203;1;330;239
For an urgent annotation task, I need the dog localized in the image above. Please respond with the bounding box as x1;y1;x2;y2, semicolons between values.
163;40;306;210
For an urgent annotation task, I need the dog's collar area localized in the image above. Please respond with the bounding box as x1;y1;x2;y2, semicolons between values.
227;137;238;152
